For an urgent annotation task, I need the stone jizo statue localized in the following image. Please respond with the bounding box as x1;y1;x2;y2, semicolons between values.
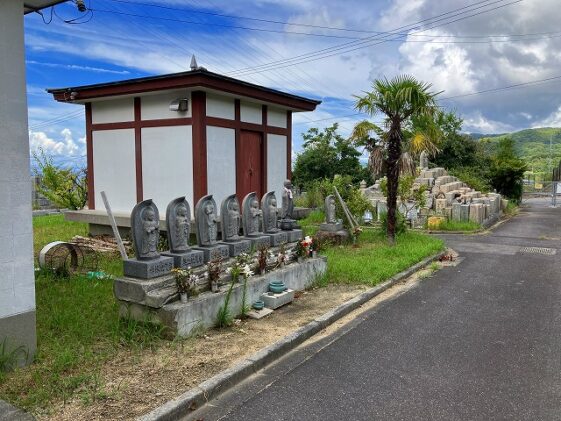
261;191;280;233
195;195;220;246
166;197;192;253
281;179;294;220
325;195;337;224
130;199;160;261
242;192;264;236
221;194;242;241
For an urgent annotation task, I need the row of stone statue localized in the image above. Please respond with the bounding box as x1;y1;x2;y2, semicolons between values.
130;187;300;266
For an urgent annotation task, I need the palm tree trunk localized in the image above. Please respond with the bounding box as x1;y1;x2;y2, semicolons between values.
386;118;402;245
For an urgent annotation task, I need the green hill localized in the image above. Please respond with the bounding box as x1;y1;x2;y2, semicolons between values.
473;127;561;175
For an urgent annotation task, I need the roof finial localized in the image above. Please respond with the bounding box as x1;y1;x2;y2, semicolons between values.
190;55;198;71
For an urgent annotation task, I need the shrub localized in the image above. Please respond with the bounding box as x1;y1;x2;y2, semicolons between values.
379;211;407;235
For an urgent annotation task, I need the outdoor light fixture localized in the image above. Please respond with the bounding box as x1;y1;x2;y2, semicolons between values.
70;91;78;100
75;0;87;12
169;98;189;112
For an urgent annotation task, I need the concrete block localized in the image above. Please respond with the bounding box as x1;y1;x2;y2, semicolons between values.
460;204;470;222
222;239;252;257
247;308;274;319
286;229;303;243
193;243;230;263
261;289;295;309
452;202;462;221
123;256;174;279
246;235;271;250
262;231;288;247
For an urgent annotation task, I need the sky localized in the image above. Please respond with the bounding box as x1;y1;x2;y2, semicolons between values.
24;0;561;168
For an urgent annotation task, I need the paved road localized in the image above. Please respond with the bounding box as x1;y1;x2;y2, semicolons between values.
187;199;561;421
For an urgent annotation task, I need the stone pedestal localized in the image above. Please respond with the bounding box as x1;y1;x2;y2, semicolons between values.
435;198;447;214
246;235;271;250
260;289;295;309
319;222;344;232
469;203;484;224
193;243;230;262
263;231;288;247
223;239;252;257
286;229;304;243
279;219;298;230
161;250;204;269
123;255;174;279
460;204;470;221
452;202;461;221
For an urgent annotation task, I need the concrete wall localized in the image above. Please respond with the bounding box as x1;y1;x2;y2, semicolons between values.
141;90;191;120
141;125;194;214
240;101;262;124
92;129;137;212
267;134;288;196
91;97;134;124
206;94;235;120
0;0;36;363
206;126;236;208
268;108;287;128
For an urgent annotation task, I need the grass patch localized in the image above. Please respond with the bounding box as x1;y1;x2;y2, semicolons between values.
322;229;444;285
430;219;481;232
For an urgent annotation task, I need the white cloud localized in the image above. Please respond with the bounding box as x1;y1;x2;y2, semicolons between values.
29;128;85;157
463;112;513;134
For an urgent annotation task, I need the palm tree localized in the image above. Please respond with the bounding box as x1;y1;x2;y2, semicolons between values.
351;75;439;244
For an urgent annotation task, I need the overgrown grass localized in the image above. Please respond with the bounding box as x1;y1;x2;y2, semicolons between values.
0;215;163;412
430;219;482;232
298;209;324;236
320;229;444;286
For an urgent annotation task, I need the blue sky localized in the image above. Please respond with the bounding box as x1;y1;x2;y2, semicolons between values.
24;0;561;168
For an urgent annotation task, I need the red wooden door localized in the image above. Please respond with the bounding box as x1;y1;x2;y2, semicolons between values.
237;130;263;201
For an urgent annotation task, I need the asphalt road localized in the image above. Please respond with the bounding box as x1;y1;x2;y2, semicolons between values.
187;198;561;421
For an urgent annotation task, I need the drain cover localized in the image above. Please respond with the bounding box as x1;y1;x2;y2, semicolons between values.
519;247;557;255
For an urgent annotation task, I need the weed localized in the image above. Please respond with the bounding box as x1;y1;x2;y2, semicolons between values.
429;262;440;272
431;219;481;232
216;280;236;328
0;338;28;373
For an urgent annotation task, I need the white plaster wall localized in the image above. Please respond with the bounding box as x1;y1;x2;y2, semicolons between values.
267;134;287;198
141;90;191;120
206;126;236;210
240;101;262;125
142;126;194;214
206;94;235;120
92;129;137;213
0;1;35;319
92;97;134;124
268;108;287;128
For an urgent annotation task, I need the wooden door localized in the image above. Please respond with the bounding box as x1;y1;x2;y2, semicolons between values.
237;130;263;201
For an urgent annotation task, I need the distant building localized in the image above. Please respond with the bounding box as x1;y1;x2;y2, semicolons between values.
49;68;320;230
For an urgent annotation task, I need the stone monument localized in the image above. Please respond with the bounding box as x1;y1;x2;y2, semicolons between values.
261;191;288;246
220;194;251;256
193;194;229;262
123;199;173;279
279;179;303;242
241;192;271;249
161;197;204;268
420;150;429;170
319;195;343;232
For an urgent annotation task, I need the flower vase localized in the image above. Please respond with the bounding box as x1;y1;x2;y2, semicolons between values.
312;251;318;258
180;292;188;303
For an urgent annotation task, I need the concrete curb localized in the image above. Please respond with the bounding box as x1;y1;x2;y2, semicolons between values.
137;250;445;421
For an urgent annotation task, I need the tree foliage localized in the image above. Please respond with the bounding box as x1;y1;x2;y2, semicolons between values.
33;149;88;210
292;124;370;189
488;137;527;202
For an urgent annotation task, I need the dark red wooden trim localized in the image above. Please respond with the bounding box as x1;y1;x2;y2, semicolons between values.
85;102;95;209
205;116;289;136
234;99;242;199
266;126;289;136
134;97;143;203
192;91;207;202
140;117;192;128
287;111;292;179
51;72;319;111
262;105;268;193
91;121;135;131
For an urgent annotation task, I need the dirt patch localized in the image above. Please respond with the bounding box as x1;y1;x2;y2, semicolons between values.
42;284;368;421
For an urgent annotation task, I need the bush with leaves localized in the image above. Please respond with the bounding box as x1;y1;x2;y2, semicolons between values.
488;138;526;202
33;148;87;210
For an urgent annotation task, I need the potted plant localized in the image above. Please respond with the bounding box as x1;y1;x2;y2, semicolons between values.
276;242;289;268
207;258;223;293
294;240;307;263
257;244;269;275
310;236;321;258
172;267;198;303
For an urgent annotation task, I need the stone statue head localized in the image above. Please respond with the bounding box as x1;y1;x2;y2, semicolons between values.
131;199;160;261
284;179;292;189
166;196;191;253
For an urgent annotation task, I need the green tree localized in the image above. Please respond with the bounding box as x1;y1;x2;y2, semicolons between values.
33;148;87;210
488;137;527;202
292;124;369;189
351;76;438;244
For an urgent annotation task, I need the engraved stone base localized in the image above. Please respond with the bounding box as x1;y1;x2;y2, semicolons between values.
286;229;304;243
123;256;174;279
193;244;230;262
223;239;252;257
319;222;344;232
246;235;271;250
161;250;204;269
260;289;295;309
262;231;288;246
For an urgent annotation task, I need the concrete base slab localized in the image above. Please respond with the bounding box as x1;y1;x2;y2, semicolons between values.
223;239;252;257
114;273;177;308
261;289;295;309
247;308;274;319
161;250;204;269
123;256;174;279
193;244;230;262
